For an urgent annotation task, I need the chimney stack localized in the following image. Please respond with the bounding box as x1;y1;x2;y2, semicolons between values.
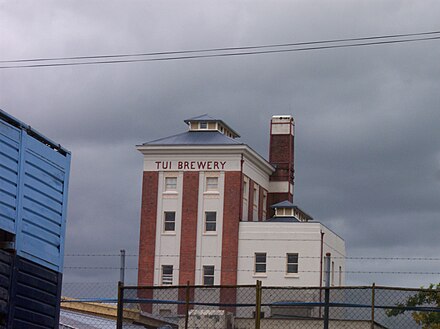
268;115;295;215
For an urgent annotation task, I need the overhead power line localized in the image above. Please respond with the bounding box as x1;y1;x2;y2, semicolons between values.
1;30;440;69
2;29;440;64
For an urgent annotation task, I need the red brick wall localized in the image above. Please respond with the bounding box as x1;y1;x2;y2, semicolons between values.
267;192;293;217
220;171;241;310
138;171;159;286
258;186;265;221
179;172;199;285
138;171;159;313
247;180;254;221
269;134;295;184
178;172;199;313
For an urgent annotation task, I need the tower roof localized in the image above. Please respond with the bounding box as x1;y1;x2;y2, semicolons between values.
142;131;243;146
184;114;240;138
270;200;314;222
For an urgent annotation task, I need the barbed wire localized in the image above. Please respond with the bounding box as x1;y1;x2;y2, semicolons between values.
64;253;440;261
63;266;440;275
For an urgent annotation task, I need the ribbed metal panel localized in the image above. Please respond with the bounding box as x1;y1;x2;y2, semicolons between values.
0;110;70;273
7;255;62;329
0;250;12;329
0;120;20;234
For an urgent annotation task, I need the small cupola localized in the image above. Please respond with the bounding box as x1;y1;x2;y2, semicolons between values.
184;114;240;139
270;201;313;222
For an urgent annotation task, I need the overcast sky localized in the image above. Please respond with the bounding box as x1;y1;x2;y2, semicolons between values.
1;1;440;289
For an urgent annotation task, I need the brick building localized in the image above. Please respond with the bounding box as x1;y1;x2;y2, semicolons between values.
137;114;345;290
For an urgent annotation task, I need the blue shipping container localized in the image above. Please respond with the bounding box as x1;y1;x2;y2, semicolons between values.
0;109;70;273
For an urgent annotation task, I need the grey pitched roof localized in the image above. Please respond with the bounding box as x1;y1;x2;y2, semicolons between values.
183;114;240;138
143;131;244;145
270;200;314;221
184;114;218;122
265;217;300;223
270;200;296;208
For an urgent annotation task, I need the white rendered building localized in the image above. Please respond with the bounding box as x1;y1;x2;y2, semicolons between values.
137;115;345;294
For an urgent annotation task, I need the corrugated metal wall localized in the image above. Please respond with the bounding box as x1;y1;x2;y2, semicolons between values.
1;110;70;328
0;119;20;234
0;250;12;329
0;112;70;273
6;255;62;329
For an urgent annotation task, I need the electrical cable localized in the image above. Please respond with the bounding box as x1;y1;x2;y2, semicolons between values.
2;29;440;64
1;35;440;69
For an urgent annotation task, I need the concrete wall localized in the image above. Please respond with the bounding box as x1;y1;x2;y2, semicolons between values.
235;318;386;329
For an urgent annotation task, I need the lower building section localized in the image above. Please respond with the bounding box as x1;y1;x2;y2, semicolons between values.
0;250;62;329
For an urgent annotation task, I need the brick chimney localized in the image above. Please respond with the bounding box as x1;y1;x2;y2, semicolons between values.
267;115;295;216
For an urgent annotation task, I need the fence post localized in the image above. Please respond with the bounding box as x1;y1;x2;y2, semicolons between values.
184;281;190;329
371;283;376;329
120;249;126;284
116;281;124;329
323;253;331;329
255;280;262;329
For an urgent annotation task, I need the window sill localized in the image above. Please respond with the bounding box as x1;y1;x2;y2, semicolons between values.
163;191;178;195
162;232;176;236
163;192;178;199
252;273;267;278
204;191;220;195
285;274;300;278
203;232;218;236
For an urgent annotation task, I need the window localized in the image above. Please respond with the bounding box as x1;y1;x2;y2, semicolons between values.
164;212;175;231
262;191;267;220
253;187;258;205
199;122;208;129
206;177;218;191
162;265;173;285
165;177;177;191
255;253;266;273
205;212;216;232
287;253;299;274
203;266;214;285
243;180;248;200
339;266;342;286
331;261;335;286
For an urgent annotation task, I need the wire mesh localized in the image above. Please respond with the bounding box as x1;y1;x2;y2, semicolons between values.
59;283;439;328
120;285;439;329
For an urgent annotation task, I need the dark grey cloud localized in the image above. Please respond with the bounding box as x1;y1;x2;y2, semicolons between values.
1;0;440;287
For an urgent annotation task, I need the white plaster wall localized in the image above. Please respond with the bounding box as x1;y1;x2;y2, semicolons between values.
237;222;345;287
321;224;346;286
143;153;241;172
154;172;183;286
194;171;225;285
242;156;270;191
242;176;249;221
269;181;290;194
271;123;293;135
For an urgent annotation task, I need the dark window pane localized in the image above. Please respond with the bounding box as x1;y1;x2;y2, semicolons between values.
255;254;266;263
204;266;214;276
204;276;214;286
255;264;266;273
288;254;298;263
162;265;173;275
205;212;216;231
203;266;214;286
205;222;216;231
164;212;175;231
287;264;298;273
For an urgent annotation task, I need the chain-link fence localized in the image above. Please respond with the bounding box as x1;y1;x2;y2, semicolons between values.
60;282;121;328
59;282;439;328
114;284;439;329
